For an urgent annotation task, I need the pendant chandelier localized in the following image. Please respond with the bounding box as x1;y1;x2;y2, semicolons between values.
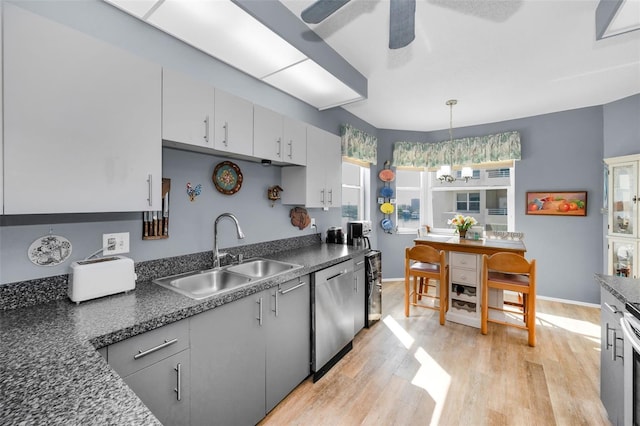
436;99;473;183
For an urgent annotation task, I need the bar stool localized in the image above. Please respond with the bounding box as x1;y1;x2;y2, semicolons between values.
404;245;449;325
481;252;536;346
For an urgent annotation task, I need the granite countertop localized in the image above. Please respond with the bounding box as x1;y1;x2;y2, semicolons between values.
595;273;640;305
0;243;367;425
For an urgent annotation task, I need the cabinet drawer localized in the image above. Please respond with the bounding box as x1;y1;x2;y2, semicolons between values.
451;267;478;285
450;252;478;269
108;319;189;377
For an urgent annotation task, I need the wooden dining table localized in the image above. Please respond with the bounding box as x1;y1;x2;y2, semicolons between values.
413;234;527;328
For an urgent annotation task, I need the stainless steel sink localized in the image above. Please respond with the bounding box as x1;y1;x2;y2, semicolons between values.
153;258;302;300
153;269;252;300
226;258;302;278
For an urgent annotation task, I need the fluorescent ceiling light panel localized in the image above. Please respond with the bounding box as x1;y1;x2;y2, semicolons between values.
263;59;364;110
145;0;307;79
606;0;640;36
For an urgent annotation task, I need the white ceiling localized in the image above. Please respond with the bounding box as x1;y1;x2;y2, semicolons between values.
280;0;640;131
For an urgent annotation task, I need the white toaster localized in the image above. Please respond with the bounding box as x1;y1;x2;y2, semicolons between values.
68;255;137;303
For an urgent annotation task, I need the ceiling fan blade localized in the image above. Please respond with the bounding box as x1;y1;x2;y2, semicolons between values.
301;0;351;24
389;0;416;49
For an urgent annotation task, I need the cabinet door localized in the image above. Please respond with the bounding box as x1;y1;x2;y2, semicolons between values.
323;131;343;208
162;68;214;148
190;292;266;426
124;350;190;426
253;105;283;162
283;116;307;166
600;288;625;425
353;257;366;335
305;126;331;208
214;89;253;156
608;238;637;279
266;276;311;412
3;4;161;214
609;161;638;238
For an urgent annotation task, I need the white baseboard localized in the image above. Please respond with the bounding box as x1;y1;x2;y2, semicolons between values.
383;278;600;308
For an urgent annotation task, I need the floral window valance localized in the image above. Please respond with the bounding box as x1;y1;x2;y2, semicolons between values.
340;124;377;165
392;131;521;169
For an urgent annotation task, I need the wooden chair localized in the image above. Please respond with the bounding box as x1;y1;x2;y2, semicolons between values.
404;245;449;325
481;252;536;346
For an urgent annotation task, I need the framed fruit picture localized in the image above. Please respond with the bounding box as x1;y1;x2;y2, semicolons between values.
526;191;587;216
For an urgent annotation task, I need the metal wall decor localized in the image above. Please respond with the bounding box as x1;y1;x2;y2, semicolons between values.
379;160;395;233
213;161;243;195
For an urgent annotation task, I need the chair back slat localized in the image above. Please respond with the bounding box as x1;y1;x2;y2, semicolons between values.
406;245;442;265
484;252;533;275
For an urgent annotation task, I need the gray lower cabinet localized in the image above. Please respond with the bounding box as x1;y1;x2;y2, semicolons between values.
353;255;366;335
190;290;267;426
266;276;311;412
107;319;191;426
191;276;311;425
125;350;190;426
600;288;625;425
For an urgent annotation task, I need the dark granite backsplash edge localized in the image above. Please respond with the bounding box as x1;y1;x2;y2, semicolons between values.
1;233;322;311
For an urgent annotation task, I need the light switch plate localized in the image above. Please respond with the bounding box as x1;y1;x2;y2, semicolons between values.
103;232;130;255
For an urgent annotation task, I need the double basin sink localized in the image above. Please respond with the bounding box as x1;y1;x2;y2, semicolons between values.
153;258;303;300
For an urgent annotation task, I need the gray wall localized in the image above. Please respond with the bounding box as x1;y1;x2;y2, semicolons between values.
375;106;606;304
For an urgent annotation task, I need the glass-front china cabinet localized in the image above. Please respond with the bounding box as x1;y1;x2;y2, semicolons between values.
605;154;639;278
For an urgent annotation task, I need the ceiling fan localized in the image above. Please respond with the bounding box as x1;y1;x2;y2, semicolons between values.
301;0;416;49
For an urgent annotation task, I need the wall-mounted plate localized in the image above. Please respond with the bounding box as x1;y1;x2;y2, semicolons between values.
28;235;72;266
213;161;243;195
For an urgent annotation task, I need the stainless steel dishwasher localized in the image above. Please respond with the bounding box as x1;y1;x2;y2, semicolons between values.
312;259;354;381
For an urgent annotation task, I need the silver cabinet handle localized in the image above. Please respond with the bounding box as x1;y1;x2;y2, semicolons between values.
605;302;622;314
204;115;209;143
328;189;333;205
612;329;624;361
272;290;279;317
320;189;325;204
147;174;153;207
606;322;613;349
223;121;228;147
354;274;358;292
355;260;365;266
133;338;178;360
287;140;293;159
276;137;281;158
257;297;263;326
279;280;307;295
174;363;182;401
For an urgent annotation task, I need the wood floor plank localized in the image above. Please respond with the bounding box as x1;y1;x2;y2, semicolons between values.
260;281;609;426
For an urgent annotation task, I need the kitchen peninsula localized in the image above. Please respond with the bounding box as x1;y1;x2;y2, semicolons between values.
414;234;527;328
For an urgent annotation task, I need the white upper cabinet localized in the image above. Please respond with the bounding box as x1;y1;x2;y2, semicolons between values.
281;125;341;208
214;89;253;157
283;116;307;166
253;105;284;162
162;68;214;149
3;4;162;214
253;105;307;165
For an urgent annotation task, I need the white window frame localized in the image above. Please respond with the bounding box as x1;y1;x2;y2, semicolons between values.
341;161;370;226
395;169;426;234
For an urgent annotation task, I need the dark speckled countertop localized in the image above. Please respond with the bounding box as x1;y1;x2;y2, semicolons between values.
0;243;367;425
595;273;640;305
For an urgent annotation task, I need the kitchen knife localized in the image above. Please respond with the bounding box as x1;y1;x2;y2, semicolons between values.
163;192;169;236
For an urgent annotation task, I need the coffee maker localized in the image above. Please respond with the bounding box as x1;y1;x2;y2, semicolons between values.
347;220;372;248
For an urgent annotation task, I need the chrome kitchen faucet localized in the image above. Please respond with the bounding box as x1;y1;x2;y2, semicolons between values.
213;213;245;268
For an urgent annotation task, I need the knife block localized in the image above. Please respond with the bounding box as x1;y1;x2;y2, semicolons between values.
143;178;170;240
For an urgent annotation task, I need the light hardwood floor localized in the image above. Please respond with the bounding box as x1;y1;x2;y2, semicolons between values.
261;280;609;426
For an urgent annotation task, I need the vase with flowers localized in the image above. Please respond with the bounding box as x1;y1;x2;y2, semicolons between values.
448;214;477;239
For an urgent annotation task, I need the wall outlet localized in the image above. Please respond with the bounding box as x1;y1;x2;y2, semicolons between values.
103;232;130;255
310;218;316;227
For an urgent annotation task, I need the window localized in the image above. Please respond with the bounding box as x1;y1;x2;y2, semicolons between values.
341;161;370;227
395;169;423;232
456;192;480;212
